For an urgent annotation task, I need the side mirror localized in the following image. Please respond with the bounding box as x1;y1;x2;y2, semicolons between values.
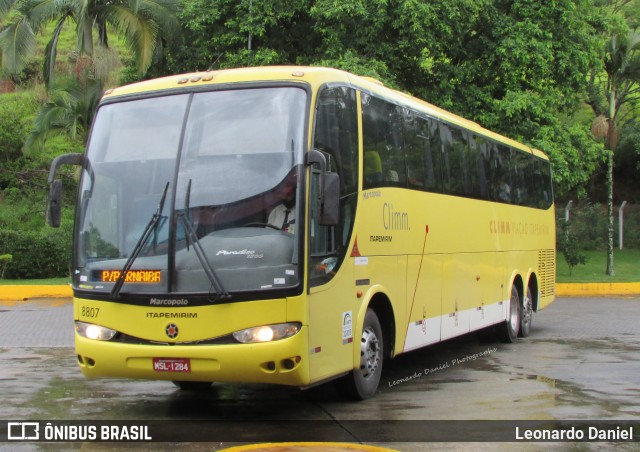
320;172;339;226
45;153;84;228
306;149;340;226
46;179;63;228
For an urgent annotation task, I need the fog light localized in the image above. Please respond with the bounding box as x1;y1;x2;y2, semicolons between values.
232;323;301;344
76;321;117;341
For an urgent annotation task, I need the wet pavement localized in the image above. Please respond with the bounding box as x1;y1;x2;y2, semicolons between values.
0;296;638;450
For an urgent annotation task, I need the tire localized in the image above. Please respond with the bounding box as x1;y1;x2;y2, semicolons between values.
498;285;521;343
519;285;533;338
172;381;213;391
337;309;383;400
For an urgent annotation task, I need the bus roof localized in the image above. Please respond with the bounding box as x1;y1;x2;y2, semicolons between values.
102;66;548;161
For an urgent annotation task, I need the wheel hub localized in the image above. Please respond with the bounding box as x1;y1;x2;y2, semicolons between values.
360;326;380;379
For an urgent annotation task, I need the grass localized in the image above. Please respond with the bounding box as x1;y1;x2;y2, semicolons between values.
556;249;640;283
0;277;70;285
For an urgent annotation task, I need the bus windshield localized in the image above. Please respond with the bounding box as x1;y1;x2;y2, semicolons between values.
75;87;307;298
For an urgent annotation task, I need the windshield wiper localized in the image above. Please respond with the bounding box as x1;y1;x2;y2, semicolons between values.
179;179;230;301
110;182;170;300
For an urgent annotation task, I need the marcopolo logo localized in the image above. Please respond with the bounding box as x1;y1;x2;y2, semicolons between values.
149;298;189;306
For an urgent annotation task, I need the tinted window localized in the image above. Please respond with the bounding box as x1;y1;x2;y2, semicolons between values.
359;93;552;209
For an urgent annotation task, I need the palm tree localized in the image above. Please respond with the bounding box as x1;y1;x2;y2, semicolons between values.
24;75;104;151
0;0;180;87
589;31;640;275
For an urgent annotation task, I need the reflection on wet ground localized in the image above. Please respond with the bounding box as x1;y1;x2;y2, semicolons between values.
0;297;638;450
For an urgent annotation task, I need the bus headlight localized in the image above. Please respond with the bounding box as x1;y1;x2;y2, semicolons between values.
232;323;301;344
76;321;117;341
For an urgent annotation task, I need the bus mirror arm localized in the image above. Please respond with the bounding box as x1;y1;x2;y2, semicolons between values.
46;153;84;228
305;148;327;171
306;149;339;226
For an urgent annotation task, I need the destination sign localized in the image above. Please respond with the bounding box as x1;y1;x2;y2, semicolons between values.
99;270;162;283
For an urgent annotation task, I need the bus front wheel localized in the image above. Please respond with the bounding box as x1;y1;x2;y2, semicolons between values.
498;285;521;343
337;309;383;400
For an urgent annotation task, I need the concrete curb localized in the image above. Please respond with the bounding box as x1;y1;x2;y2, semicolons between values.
555;282;640;297
2;283;640;301
0;285;72;301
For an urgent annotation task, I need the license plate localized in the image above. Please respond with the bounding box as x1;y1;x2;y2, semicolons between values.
152;358;191;373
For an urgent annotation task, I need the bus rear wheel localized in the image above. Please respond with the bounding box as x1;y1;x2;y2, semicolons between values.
519;286;533;338
498;285;521;343
337;309;383;400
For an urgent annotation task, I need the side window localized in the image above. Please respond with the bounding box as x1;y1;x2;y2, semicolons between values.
465;134;482;198
536;159;553;209
513;151;529;206
405;113;424;190
406;115;442;192
314;87;359;196
494;144;513;203
514;150;554;209
362;95;407;188
441;123;469;195
473;135;490;200
310;86;359;286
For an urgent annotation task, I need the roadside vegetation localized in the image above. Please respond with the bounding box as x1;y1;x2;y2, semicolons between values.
1;0;639;282
556;250;640;283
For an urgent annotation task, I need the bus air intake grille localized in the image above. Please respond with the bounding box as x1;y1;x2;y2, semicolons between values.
538;249;555;296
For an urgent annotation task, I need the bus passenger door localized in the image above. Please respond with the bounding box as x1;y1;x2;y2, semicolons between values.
306;85;360;384
306;170;357;384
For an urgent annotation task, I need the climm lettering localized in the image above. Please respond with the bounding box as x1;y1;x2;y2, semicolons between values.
490;220;511;235
490;220;550;235
383;203;410;231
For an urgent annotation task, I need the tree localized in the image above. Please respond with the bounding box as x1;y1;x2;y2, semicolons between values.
0;0;181;87
24;76;103;151
588;30;640;275
174;0;315;72
176;0;608;197
557;220;588;277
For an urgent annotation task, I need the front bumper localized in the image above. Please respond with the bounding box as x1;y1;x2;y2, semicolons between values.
75;326;310;386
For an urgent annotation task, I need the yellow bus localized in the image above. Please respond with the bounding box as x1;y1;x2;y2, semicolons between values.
47;66;555;399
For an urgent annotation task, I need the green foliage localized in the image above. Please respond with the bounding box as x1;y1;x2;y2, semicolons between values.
174;0;612;198
532;120;606;199
175;0;312;72
557;220;588;276
0;92;38;162
0;254;11;279
556;249;640;283
24;76;102;151
556;202;640;251
0;192;75;279
0;224;72;279
616;121;640;188
0;0;181;86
